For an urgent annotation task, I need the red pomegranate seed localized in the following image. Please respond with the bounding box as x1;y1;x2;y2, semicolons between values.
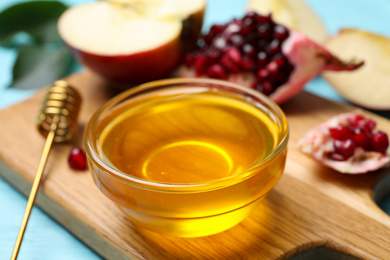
68;147;88;171
273;55;286;67
244;11;258;22
203;24;224;44
365;119;376;131
257;51;268;67
347;114;365;127
220;47;242;73
257;14;272;24
225;23;241;35
370;131;389;154
212;36;227;50
194;55;207;75
352;128;370;149
256;68;270;81
242;44;256;57
333;139;357;160
207;64;227;79
268;39;281;56
205;49;220;64
240;22;254;36
229;34;244;48
257;23;272;39
274;25;289;40
262;81;274;95
267;60;279;76
329;126;354;141
240;57;255;70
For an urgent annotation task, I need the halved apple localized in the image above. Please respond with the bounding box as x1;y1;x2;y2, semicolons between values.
246;0;327;43
323;29;390;111
58;0;205;85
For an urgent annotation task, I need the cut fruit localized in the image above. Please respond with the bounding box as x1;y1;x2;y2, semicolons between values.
246;0;327;43
323;29;390;110
58;0;205;85
178;12;363;104
297;110;390;174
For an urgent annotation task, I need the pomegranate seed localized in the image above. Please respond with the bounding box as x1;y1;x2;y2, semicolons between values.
220;47;242;73
256;68;270;81
267;60;279;75
207;64;227;79
240;21;254;36
212;36;227;50
333;139;357;160
229;34;244;48
244;11;258;22
68;147;88;171
365;119;377;131
273;55;286;67
347;114;365;127
205;49;220;64
267;39;281;56
209;24;224;36
257;14;272;24
257;23;272;40
240;57;255;70
370;131;389;154
274;25;289;40
242;44;256;57
262;81;274;95
203;24;224;44
194;55;207;75
352;128;370;149
225;23;241;35
257;51;268;67
329;126;354;141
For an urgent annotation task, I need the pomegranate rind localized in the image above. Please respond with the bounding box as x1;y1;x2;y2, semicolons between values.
297;111;390;174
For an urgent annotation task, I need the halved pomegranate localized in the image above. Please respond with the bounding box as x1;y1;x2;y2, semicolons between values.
178;12;363;104
297;111;390;174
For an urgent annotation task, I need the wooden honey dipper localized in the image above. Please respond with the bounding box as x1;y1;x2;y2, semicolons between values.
11;80;82;260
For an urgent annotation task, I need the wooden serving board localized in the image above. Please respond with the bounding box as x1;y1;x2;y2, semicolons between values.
1;71;390;259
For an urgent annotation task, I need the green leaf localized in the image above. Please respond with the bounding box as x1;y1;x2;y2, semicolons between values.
9;45;74;90
0;1;68;46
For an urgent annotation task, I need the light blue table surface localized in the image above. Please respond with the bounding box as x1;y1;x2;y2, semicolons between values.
1;0;390;259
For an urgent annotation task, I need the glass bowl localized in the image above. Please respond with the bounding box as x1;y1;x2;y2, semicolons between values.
84;78;289;237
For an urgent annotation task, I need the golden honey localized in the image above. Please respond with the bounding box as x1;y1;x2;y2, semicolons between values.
85;79;288;237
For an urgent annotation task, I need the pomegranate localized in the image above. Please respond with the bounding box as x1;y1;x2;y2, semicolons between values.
297;111;390;174
178;12;363;104
68;147;88;171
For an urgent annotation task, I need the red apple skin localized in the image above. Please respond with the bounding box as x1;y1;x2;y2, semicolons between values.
65;36;182;85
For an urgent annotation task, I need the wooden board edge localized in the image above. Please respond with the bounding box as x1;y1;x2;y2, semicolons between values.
0;160;131;260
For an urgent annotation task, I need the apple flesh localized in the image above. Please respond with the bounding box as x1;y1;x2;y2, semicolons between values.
58;0;205;85
323;29;390;110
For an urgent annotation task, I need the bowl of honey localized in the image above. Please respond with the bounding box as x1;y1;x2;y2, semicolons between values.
84;78;289;237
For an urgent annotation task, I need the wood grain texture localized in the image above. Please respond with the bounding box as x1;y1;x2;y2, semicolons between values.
0;71;390;259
